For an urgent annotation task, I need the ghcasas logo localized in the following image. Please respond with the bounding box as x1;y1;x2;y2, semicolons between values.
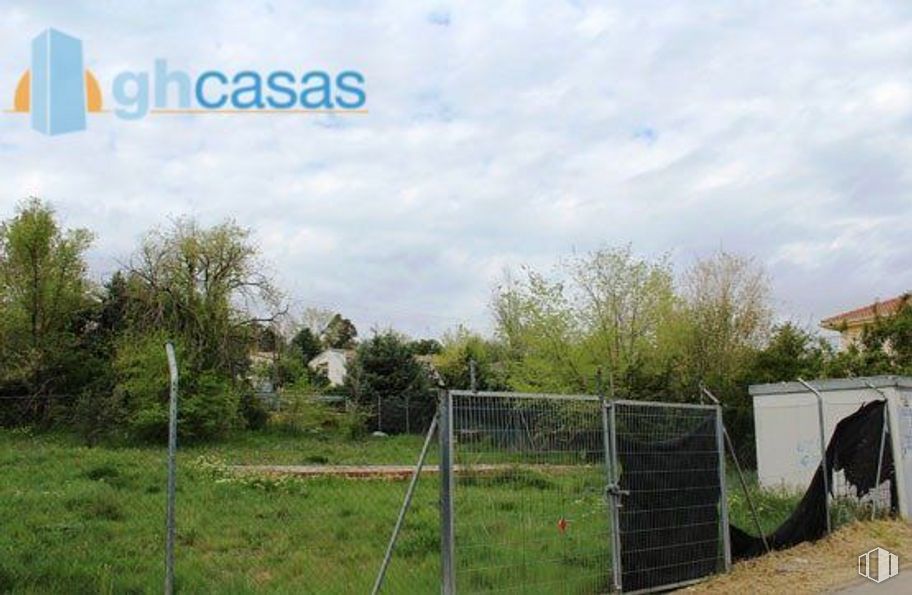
6;28;368;136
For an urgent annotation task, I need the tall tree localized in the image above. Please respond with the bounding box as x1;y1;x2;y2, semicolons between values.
491;246;678;395
322;313;358;349
0;198;94;399
750;323;829;384
434;326;508;391
680;250;772;390
568;245;678;393
291;327;323;363
126;217;282;377
826;297;912;377
492;267;588;391
345;330;432;433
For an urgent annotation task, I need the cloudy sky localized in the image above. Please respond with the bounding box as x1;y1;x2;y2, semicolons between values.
2;1;911;338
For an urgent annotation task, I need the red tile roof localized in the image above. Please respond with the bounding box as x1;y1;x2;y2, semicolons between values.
821;293;911;329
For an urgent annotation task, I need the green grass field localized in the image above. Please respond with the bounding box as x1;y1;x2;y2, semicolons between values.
0;428;802;594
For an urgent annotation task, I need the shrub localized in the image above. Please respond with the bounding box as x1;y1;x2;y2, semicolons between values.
271;391;363;438
239;392;269;431
113;331;239;442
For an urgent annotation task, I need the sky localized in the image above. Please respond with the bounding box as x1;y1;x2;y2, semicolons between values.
2;1;912;339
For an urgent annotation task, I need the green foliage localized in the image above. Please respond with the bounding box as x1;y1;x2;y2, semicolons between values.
408;338;443;356
322;313;358;349
275;351;308;387
0;198;94;406
71;386;128;446
346;330;433;433
270;392;364;438
238;392;269;430
825;297;912;377
726;470;803;535
492;246;682;395
126;217;281;376
490;247;777;464
434;327;508;390
677;250;772;394
749;323;829;384
112;331;238;442
291;327;323;364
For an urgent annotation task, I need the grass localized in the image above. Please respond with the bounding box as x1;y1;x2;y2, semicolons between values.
0;428;439;594
726;470;803;535
0;428;832;594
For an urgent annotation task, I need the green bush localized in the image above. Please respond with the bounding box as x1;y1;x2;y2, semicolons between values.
113;331;238;442
271;391;363;439
72;386;127;445
239;392;269;431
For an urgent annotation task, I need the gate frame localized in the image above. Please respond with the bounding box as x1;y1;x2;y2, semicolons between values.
438;390;731;594
609;399;731;594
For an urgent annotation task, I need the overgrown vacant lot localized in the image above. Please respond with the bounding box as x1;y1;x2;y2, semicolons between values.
0;429;439;593
1;429;800;594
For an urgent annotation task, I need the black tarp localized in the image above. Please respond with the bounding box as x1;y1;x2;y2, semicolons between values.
613;400;895;592
616;415;722;591
731;399;896;559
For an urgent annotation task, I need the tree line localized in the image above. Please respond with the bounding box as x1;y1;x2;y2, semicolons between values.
1;198;909;465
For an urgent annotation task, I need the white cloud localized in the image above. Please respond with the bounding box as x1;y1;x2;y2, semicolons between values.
1;0;912;336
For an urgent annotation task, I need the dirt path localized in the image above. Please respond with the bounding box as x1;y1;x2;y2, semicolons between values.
232;463;580;479
683;520;912;594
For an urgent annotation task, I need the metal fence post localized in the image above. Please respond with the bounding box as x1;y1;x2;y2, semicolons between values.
714;405;732;570
439;389;456;594
372;412;439;594
864;381;892;520
469;359;477;393
164;342;179;595
701;385;769;554
873;404;891;520
597;369;623;592
798;378;831;535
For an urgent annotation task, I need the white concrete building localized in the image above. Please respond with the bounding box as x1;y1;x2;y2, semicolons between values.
749;376;912;518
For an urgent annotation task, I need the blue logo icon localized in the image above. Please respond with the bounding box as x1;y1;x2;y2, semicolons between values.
29;28;89;135
8;28;366;135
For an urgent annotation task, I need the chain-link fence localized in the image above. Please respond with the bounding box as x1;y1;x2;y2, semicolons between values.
0;423;169;591
611;400;729;592
447;390;614;593
751;383;897;531
371;395;437;436
3;384;739;594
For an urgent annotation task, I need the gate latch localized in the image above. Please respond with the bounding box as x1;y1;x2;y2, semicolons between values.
605;483;629;500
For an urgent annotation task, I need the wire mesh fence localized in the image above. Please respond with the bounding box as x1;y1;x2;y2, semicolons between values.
2;385;752;594
0;427;169;591
752;394;898;529
611;401;728;592
447;390;615;593
171;445;442;593
371;396;437;436
828;398;896;525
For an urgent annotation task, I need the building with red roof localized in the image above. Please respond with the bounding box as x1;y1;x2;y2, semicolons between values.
820;293;910;349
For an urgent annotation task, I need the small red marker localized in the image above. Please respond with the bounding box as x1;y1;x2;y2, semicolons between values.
557;517;568;533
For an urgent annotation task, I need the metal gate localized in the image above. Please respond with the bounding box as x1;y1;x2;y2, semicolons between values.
440;391;730;594
608;400;730;593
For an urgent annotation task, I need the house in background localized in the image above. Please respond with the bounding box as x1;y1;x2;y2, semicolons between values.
821;293;910;349
308;348;354;386
248;350;277;393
